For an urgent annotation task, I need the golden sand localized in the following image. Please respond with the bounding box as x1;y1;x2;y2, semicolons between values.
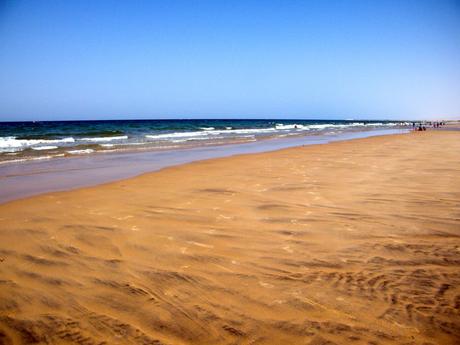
0;131;459;344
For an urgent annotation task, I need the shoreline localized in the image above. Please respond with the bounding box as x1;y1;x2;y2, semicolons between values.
0;120;408;165
0;128;406;204
1;130;459;344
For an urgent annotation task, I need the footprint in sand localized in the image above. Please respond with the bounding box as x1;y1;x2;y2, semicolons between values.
114;215;133;220
271;299;285;305
186;241;214;249
259;281;274;288
89;210;104;216
282;245;293;253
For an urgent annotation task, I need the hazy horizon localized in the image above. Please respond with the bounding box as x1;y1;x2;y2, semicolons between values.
0;116;453;123
1;0;459;121
0;115;420;122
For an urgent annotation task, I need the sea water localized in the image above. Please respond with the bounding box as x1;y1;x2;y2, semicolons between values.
0;119;408;164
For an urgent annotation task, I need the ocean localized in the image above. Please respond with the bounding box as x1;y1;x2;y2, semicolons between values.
0;119;408;164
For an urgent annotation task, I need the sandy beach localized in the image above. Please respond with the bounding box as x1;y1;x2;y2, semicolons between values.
0;130;459;344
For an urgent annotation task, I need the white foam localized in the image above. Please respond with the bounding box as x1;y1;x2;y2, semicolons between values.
67;149;95;155
275;124;306;130
78;135;128;142
273;122;402;132
32;145;59;151
0;136;75;152
146;131;210;140
171;137;213;143
0;154;65;165
200;127;215;131
307;124;336;130
231;128;276;134
145;127;276;141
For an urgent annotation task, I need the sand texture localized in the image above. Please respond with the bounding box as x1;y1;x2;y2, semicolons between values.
0;131;459;344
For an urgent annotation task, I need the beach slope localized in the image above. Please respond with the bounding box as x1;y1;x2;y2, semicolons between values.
0;131;459;344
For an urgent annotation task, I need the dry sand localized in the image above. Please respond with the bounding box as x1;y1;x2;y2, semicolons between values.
0;131;459;345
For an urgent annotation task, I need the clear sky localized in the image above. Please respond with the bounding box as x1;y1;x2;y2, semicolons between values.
0;0;459;121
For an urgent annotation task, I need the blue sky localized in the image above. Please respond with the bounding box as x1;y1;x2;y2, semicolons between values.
0;0;459;121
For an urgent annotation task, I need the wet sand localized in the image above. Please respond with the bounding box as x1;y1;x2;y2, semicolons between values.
0;129;406;204
0;131;459;344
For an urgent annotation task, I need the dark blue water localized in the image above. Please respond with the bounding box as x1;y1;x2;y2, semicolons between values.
0;119;408;163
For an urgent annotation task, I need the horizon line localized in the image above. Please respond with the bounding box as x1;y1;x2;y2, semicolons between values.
0;116;446;123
